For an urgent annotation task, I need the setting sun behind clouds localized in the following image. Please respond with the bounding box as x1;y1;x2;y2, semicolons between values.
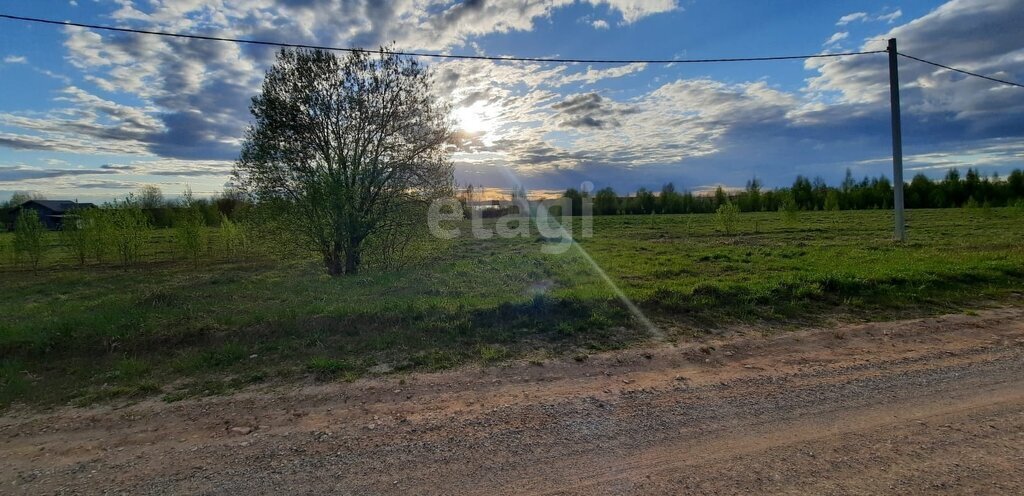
454;101;498;135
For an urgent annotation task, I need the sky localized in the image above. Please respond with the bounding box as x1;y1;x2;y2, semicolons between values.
0;0;1022;202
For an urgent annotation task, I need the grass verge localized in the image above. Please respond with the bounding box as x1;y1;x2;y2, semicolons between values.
1;208;1023;407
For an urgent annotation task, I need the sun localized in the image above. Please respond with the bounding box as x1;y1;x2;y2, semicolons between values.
454;102;496;135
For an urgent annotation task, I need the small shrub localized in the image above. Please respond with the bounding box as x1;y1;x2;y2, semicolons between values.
107;199;150;268
715;202;739;235
13;209;45;271
79;208;112;263
175;207;207;266
780;196;799;225
59;211;91;265
219;214;249;259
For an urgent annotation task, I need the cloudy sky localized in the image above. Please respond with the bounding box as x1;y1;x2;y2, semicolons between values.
0;0;1022;202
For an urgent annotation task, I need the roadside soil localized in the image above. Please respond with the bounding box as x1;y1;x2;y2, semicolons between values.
3;306;1024;495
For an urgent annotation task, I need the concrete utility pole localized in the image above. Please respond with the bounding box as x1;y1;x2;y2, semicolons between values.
887;38;907;242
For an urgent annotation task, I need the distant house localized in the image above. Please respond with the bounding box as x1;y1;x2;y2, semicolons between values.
13;200;97;230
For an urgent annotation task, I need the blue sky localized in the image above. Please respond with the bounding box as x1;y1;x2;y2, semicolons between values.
1;0;1022;202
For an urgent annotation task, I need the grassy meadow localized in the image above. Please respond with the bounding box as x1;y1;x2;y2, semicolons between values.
2;207;1023;407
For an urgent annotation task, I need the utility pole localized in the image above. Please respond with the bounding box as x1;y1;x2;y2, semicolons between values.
887;38;907;241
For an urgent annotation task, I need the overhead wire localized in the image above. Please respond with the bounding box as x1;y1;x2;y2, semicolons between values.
896;52;1024;88
0;13;884;65
1;14;1020;87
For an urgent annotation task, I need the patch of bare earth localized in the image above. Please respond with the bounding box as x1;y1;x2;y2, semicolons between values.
3;307;1024;494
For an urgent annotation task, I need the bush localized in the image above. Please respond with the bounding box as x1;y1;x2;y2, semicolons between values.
80;208;113;263
13;209;45;271
175;207;207;266
108;200;150;267
780;196;799;225
60;211;91;265
219;214;249;259
715;202;739;235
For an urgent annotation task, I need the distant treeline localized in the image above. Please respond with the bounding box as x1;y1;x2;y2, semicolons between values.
131;196;246;229
561;168;1024;215
1;187;247;230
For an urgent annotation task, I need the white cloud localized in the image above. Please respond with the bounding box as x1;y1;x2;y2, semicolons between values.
837;12;868;25
591;19;610;29
825;32;849;46
0;85;165;156
557;63;648;86
595;0;677;24
877;9;903;23
837;9;904;26
99;159;234;177
3;55;27;64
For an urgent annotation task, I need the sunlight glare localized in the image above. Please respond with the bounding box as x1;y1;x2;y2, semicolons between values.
454;103;496;135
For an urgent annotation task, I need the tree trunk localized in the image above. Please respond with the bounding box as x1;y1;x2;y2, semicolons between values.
344;236;363;275
324;246;344;276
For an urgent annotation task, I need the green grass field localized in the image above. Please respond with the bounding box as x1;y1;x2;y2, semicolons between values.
2;208;1023;407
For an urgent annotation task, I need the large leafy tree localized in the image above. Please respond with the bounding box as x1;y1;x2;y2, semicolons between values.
235;48;453;275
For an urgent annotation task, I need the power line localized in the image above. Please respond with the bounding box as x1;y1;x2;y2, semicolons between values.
4;13;1019;87
897;52;1024;88
0;13;885;65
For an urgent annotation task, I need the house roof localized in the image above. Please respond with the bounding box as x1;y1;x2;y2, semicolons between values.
20;200;97;213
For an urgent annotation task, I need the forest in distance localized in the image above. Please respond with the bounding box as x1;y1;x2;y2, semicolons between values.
555;167;1024;216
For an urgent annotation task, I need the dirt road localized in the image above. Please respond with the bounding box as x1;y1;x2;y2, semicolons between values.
3;307;1024;495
